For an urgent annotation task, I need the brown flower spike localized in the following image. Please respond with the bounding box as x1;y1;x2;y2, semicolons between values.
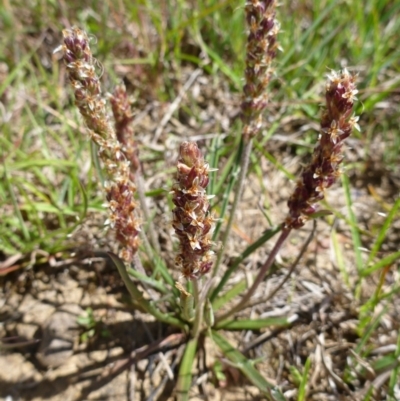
241;0;279;140
109;84;140;174
61;27;140;262
286;69;359;229
172;142;215;279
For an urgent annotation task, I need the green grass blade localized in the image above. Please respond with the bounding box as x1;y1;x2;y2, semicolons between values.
361;251;400;278
193;31;241;88
212;331;282;399
345;306;389;384
212;139;240;199
176;338;198;401
127;267;168;294
356;305;388;354
367;197;400;264
341;174;363;274
280;0;339;68
212;280;246;311
208;136;221;197
108;252;184;329
297;357;311;401
331;227;350;287
212;138;243;241
0;46;41;98
254;140;296;180
76;178;89;222
388;333;400;399
3;169;30;242
150;252;178;297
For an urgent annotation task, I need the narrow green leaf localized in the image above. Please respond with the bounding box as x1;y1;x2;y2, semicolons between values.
341;174;364;274
388;333;400;399
151;252;178;297
356;305;388;354
212;142;239;199
367;197;400;264
253;140;295;181
331;228;350;287
370;354;398;375
212;280;246;311
176;338;198;401
207;136;221;197
0;45;41;97
298;357;311;401
213;138;243;241
77;178;89;222
361;251;400;277
2;159;76;171
289;366;302;386
194;36;241;88
362;387;375;401
280;0;339;68
3;169;30;241
212;331;281;399
108;252;185;329
127;267;168;294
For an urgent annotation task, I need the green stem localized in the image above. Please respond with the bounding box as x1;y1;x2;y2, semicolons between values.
212;138;242;241
176;337;198;401
191;280;203;339
213;138;253;277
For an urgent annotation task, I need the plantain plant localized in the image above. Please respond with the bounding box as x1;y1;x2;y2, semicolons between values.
59;1;362;399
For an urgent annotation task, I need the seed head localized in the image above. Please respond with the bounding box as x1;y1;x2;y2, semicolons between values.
171;142;216;279
242;0;280;140
285;69;359;229
61;27;140;262
109;84;140;174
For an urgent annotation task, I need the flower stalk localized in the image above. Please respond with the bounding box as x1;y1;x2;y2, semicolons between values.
216;69;358;322
213;0;279;276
